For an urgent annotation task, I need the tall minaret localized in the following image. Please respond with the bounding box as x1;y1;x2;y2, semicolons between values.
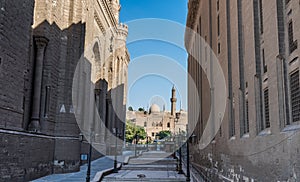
170;86;177;116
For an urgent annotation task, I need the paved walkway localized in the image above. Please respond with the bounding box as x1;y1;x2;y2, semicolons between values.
32;151;133;182
102;151;186;182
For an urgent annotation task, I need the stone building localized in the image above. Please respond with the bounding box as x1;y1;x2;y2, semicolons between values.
126;87;187;141
0;0;129;181
186;0;300;181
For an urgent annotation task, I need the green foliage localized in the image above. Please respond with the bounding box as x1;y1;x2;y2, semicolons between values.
138;107;144;112
125;120;146;143
156;130;171;140
128;106;133;111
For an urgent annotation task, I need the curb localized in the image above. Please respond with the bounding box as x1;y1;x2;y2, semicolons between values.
94;151;146;181
92;163;122;182
123;150;144;165
123;155;134;165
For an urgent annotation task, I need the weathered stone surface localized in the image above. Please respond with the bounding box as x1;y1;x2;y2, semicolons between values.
186;0;300;181
0;133;55;181
0;0;129;181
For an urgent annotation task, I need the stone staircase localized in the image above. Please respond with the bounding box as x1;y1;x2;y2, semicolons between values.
102;151;186;182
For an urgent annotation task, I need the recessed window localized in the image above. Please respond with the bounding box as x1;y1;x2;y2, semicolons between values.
262;49;267;73
230;94;236;137
288;20;298;54
290;70;300;123
259;0;264;34
199;17;202;36
263;88;270;129
217;14;220;36
218;42;221;54
167;122;170;128
245;100;250;133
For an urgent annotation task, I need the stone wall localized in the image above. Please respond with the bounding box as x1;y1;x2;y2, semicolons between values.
0;132;55;181
186;0;300;181
0;0;129;181
0;0;34;130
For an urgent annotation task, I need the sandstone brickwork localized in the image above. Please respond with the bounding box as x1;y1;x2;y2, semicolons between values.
186;0;300;181
0;0;129;181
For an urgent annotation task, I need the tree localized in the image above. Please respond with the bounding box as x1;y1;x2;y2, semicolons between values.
138;107;144;112
125;120;146;144
156;130;171;140
128;106;133;111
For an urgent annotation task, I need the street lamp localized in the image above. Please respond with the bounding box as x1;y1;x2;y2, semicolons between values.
144;115;149;152
134;132;138;157
113;127;120;173
132;119;137;157
173;112;181;159
178;128;183;174
86;131;94;182
174;112;181;133
146;116;149;152
186;124;196;182
146;135;149;152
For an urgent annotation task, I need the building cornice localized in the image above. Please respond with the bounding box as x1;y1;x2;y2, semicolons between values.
94;11;106;34
186;0;200;29
185;0;200;50
98;0;118;31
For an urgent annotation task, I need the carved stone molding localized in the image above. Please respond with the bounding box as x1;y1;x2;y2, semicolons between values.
34;36;49;49
186;0;200;29
94;11;106;34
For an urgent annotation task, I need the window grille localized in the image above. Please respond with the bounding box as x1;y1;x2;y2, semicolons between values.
290;70;300;122
264;88;270;128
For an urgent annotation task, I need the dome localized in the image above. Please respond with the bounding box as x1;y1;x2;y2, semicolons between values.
150;104;160;113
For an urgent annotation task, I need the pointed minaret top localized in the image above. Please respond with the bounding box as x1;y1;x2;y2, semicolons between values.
172;85;175;91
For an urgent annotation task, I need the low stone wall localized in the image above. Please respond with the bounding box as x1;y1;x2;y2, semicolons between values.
0;132;55;181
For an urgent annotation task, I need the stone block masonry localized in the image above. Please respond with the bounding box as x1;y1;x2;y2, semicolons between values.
0;132;55;181
185;0;300;181
0;0;130;181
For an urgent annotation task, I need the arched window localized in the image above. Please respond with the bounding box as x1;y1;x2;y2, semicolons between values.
167;122;170;128
93;42;100;63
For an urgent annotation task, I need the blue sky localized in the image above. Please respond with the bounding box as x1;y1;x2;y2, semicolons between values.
120;0;188;111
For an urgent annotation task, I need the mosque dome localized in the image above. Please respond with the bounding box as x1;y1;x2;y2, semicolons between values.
150;104;160;113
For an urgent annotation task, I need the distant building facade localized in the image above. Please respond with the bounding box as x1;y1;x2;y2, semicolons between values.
127;87;187;141
186;0;300;181
0;0;129;181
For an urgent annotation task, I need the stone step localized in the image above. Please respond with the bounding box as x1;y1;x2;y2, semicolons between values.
122;164;177;171
102;152;186;182
140;151;172;156
130;157;172;159
139;154;172;158
128;160;177;165
102;170;186;182
138;156;173;159
129;158;175;161
102;178;186;182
